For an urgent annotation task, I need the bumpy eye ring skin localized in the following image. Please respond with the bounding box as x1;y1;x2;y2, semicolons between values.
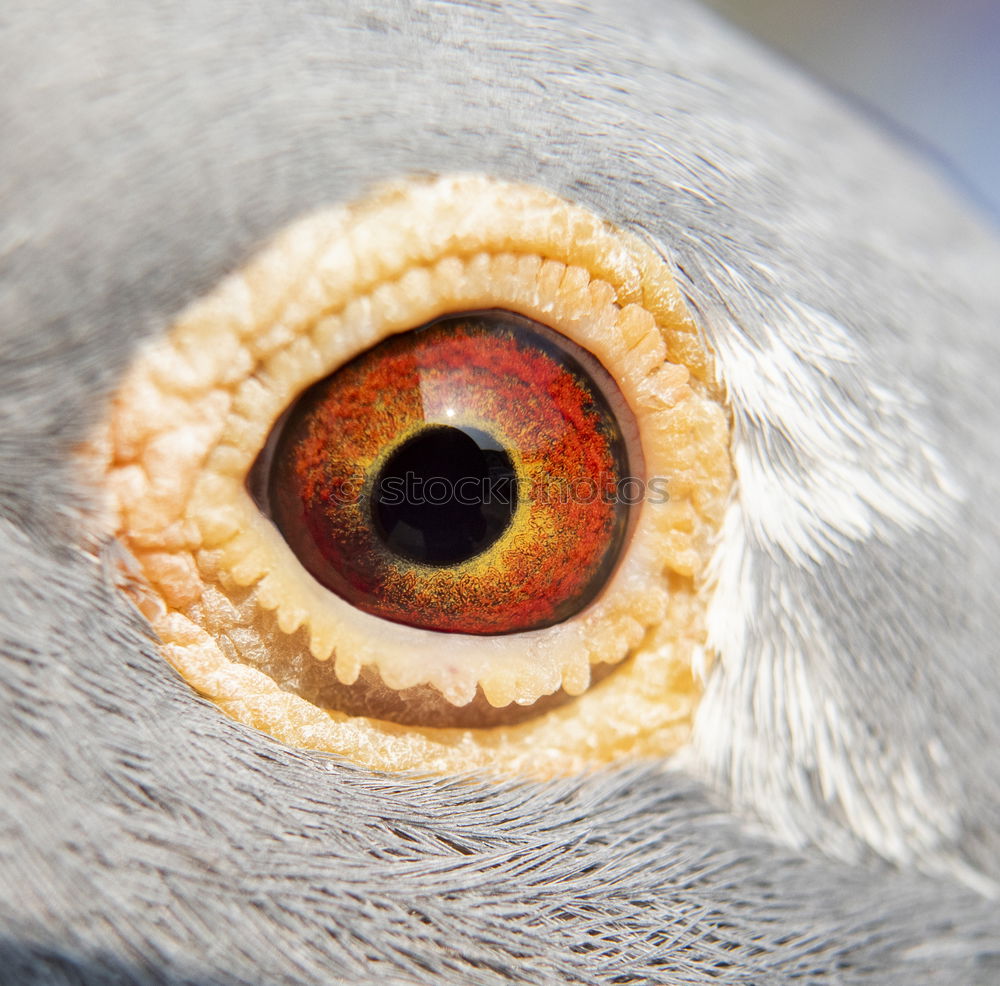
92;175;731;776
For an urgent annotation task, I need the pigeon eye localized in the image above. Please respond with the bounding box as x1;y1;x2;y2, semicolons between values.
253;309;637;636
93;175;732;774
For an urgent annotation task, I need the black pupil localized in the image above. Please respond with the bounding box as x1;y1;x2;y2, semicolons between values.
371;425;517;566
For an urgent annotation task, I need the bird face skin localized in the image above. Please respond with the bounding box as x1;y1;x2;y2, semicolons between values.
2;2;999;984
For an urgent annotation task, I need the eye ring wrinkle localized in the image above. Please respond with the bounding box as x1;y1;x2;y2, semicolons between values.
90;174;732;776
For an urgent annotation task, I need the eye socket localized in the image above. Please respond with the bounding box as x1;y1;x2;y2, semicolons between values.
253;308;638;636
92;175;732;774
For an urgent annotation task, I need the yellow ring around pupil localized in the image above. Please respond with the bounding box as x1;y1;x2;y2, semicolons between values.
367;422;518;565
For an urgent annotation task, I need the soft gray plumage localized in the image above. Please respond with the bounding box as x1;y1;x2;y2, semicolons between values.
2;1;999;983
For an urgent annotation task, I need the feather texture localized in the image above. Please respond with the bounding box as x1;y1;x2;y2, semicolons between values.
1;0;999;982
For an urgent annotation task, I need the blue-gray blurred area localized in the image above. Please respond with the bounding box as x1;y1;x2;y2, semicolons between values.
703;0;1000;220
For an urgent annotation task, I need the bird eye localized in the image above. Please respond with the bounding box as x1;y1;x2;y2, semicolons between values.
91;175;732;774
252;309;637;636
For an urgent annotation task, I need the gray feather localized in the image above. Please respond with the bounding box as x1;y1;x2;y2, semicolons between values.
2;1;998;982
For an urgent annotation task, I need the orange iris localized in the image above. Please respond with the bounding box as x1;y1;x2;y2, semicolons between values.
255;310;638;634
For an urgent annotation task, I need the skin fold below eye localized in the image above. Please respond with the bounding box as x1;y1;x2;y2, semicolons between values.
88;174;732;775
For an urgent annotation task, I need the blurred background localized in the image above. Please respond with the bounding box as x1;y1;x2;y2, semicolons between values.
703;0;1000;221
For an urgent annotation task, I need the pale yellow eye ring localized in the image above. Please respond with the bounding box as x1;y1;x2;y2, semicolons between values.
93;174;731;776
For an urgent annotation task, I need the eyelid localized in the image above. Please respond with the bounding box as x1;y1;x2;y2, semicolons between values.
92;174;732;776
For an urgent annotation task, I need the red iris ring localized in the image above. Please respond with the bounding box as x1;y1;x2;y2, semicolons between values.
251;310;640;635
